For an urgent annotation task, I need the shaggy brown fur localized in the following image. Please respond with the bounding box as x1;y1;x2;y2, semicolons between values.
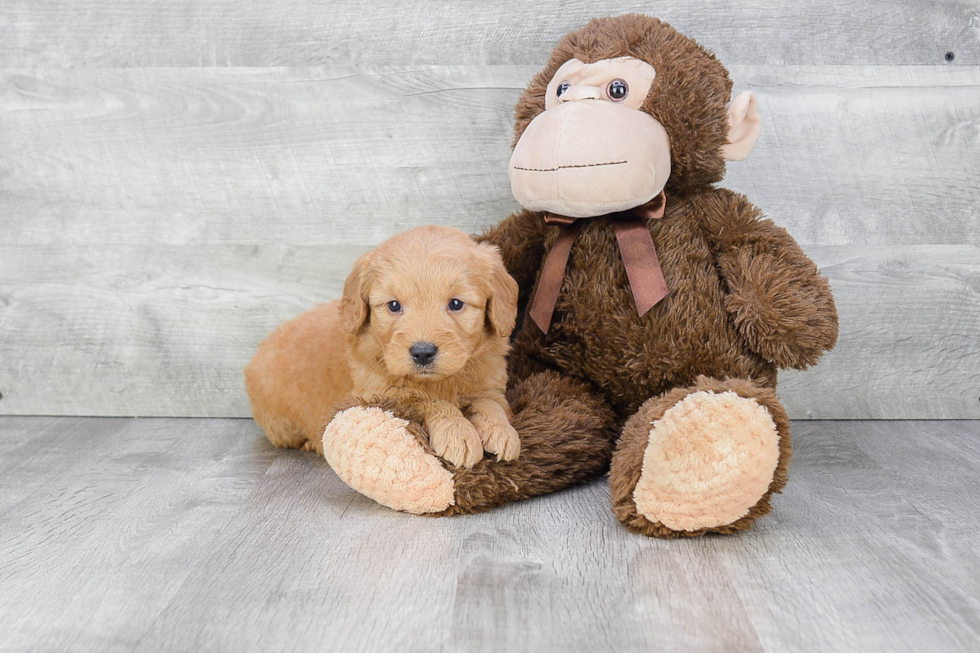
333;369;619;514
491;188;837;419
454;15;838;535
245;225;520;468
252;15;838;538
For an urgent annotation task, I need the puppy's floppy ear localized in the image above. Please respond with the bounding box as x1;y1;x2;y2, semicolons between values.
340;252;373;335
477;243;519;338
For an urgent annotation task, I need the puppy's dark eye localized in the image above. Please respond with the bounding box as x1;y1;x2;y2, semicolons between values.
447;298;465;312
556;81;571;98
387;300;402;313
607;79;628;102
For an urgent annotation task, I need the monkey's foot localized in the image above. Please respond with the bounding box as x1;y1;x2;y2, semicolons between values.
322;407;455;514
634;390;779;531
610;377;791;537
320;371;618;517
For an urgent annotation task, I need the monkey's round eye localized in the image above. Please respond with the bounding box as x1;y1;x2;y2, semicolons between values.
556;81;571;98
386;300;402;313
448;298;465;312
607;79;629;102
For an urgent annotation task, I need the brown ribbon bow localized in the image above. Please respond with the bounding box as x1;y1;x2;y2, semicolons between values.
529;190;669;334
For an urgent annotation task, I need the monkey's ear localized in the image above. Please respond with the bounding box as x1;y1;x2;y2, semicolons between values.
722;91;762;161
478;243;519;339
340;252;373;335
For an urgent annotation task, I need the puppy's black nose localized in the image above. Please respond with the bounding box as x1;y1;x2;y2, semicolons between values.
410;342;438;366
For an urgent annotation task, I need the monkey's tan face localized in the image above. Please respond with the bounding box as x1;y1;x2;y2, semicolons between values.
509;57;672;218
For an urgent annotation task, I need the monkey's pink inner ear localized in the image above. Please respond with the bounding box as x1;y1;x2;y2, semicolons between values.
722;91;762;161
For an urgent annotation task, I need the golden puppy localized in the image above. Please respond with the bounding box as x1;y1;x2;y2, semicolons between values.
244;225;521;468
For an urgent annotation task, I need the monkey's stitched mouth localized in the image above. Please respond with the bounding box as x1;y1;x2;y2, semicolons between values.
512;160;627;172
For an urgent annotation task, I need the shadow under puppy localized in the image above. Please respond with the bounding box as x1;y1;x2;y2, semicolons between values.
244;225;521;468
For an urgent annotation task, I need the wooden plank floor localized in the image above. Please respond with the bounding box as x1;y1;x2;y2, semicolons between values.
1;417;978;652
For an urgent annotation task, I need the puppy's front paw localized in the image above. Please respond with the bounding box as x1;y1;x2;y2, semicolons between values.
471;416;521;462
428;417;484;468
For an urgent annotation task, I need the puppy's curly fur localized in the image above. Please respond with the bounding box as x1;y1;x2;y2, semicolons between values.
244;225;521;468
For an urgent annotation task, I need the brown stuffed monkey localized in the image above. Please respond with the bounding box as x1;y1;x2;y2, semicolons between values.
313;15;839;537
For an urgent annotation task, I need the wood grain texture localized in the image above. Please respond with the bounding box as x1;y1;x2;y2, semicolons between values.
1;10;978;419
1;0;977;68
0;243;369;417
2;65;978;419
0;417;978;652
1;243;978;419
0;417;279;652
2;65;979;248
779;245;980;420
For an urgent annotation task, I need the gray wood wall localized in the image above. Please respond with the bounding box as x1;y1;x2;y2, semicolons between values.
1;1;978;420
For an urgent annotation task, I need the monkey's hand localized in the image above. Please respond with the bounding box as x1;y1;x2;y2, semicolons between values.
722;248;839;370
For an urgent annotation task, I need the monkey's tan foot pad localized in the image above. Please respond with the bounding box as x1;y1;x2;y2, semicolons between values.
633;390;779;532
322;407;455;514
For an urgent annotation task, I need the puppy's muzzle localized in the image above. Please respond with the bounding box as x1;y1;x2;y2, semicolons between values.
409;341;438;367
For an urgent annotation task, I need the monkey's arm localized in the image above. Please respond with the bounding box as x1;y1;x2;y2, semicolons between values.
696;189;839;370
475;209;547;309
